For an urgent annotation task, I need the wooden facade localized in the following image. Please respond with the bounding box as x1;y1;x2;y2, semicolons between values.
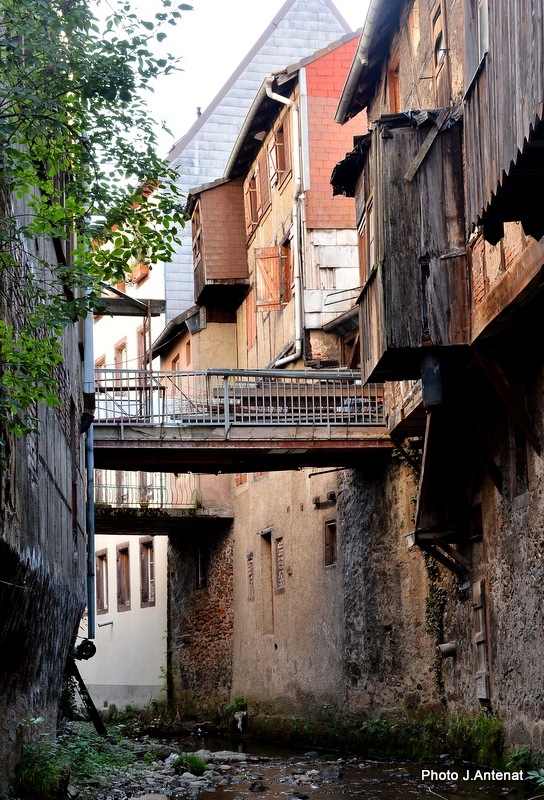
188;178;249;308
464;0;544;243
354;111;469;383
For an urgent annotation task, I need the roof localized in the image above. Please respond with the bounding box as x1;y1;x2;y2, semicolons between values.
224;31;359;180
168;0;351;163
335;0;404;124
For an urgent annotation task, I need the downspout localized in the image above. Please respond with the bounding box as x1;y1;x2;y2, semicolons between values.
83;310;96;640
265;76;303;368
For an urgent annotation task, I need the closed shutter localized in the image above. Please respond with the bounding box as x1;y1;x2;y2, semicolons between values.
281;113;291;184
258;152;270;214
473;579;490;700
255;247;281;310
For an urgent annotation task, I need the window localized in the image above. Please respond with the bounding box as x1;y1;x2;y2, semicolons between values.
244;155;271;237
116;543;131;611
185;339;192;368
430;0;450;104
137;320;149;370
255;245;292;310
140;537;155;607
260;529;274;633
387;51;400;113
357;198;375;285
131;262;149;285
324;520;337;566
114;338;128;391
274;536;285;591
96;549;109;614
192;199;203;266
235;472;247;486
246;551;254;601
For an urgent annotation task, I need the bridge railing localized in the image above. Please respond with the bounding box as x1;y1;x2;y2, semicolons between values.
94;369;384;427
94;472;201;509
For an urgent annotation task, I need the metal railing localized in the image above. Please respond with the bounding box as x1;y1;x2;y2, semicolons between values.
94;472;202;509
94;368;384;427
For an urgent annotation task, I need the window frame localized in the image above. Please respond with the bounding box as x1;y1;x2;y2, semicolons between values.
116;542;131;612
140;536;156;608
96;548;109;614
324;519;337;567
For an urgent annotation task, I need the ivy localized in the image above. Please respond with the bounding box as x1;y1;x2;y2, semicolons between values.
0;0;191;440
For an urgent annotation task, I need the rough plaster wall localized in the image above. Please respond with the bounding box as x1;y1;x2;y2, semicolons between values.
230;469;345;714
0;223;86;791
169;531;234;708
338;461;440;713
165;0;351;321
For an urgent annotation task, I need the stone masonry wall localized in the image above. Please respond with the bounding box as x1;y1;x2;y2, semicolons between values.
169;530;234;712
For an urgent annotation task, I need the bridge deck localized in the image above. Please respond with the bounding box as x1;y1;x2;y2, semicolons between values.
93;369;391;472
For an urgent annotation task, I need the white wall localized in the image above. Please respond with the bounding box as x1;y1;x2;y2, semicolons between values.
79;534;169;712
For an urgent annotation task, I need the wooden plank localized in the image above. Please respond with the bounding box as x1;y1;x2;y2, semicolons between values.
416;539;466;576
472;343;541;454
404;108;450;182
96;298;166;317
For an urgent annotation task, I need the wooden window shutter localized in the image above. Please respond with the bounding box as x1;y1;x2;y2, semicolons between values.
268;138;278;186
258;152;270;214
280;114;291;184
472;579;490;700
280;244;293;303
244;178;258;235
255;247;281;310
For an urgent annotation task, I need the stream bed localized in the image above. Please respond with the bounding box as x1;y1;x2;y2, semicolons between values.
77;737;535;800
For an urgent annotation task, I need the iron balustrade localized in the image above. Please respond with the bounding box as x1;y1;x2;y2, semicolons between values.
94;473;202;509
94;369;384;428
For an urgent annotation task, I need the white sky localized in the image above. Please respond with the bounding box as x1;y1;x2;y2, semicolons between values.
97;0;368;155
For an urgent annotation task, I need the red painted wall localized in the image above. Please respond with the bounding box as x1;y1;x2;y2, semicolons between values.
305;39;366;230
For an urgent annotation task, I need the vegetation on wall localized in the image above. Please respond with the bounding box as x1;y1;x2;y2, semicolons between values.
0;0;189;443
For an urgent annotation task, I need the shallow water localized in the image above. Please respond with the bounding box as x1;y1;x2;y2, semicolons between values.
175;737;535;800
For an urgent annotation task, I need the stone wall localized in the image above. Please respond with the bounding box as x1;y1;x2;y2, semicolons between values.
339;459;441;714
169;529;234;712
0;226;87;791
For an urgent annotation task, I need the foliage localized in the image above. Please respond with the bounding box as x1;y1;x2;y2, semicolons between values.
58;675;82;722
0;0;189;443
507;744;544;772
11;720;137;798
423;551;448;702
172;752;208;776
527;768;544;787
13;717;68;800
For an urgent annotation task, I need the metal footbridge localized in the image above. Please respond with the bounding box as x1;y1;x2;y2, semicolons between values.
93;368;391;473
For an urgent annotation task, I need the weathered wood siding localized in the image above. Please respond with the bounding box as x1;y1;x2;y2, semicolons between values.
464;0;544;228
359;118;469;382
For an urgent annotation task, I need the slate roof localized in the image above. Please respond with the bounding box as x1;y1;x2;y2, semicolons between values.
164;0;352;321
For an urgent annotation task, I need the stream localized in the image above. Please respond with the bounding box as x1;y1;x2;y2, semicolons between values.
78;735;536;800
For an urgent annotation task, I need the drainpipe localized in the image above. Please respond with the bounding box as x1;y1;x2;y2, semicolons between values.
265;77;303;368
83;310;96;639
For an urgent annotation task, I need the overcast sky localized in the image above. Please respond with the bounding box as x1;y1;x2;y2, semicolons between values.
97;0;368;155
